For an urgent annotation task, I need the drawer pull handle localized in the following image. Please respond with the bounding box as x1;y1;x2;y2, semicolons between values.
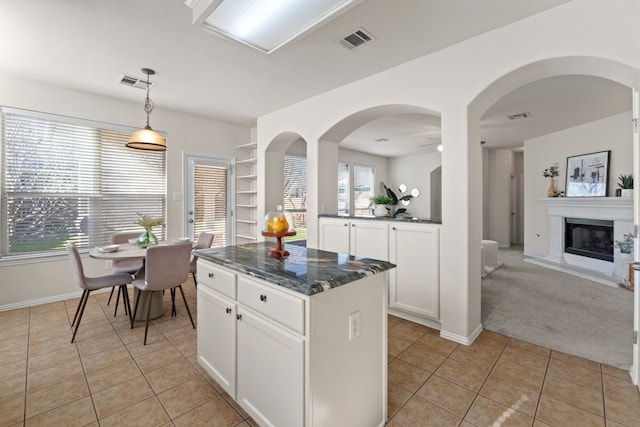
226;307;232;314
259;294;267;302
208;272;215;279
236;314;242;320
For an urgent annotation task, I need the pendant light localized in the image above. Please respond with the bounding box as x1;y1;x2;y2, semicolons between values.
126;68;167;151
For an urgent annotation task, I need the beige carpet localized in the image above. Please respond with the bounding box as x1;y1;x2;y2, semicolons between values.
481;246;633;370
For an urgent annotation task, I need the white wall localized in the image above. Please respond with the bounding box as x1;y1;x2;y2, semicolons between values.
524;111;633;257
389;151;442;220
0;74;250;309
256;0;640;342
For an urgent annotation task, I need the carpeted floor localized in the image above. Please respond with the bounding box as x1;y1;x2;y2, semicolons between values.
481;246;634;370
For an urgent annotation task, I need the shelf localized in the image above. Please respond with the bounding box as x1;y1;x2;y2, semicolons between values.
237;174;257;180
236;234;257;241
236;219;257;224
236;158;257;165
237;204;257;208
236;190;257;195
237;142;257;151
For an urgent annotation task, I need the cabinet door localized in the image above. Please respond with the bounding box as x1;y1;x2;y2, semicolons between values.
350;220;389;261
319;218;350;254
197;286;237;397
236;308;304;427
389;223;439;319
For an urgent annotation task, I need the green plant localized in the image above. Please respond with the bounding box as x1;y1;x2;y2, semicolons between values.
615;233;634;254
618;174;633;189
370;194;393;206
542;165;559;178
381;182;413;217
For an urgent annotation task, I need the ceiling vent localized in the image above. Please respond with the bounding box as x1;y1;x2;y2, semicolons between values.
508;112;531;120
340;27;374;50
119;74;156;90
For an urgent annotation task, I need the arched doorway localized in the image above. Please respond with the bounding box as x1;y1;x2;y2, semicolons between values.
468;56;640;382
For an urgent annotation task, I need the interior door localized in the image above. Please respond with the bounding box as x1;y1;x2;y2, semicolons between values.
185;154;232;247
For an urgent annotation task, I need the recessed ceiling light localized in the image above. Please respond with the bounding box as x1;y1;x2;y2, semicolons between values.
194;0;363;54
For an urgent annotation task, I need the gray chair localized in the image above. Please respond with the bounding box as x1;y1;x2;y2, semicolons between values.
107;231;144;316
130;242;194;344
66;243;133;343
190;231;214;285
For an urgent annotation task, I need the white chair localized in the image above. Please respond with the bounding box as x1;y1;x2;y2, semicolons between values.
67;243;133;343
130;242;194;344
190;231;214;285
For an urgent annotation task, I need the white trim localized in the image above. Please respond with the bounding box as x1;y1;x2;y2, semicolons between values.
0;287;112;312
387;307;441;330
440;323;483;345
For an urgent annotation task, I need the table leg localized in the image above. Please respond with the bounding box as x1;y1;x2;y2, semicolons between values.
134;289;165;321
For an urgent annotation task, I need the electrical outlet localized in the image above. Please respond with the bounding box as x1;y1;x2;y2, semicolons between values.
348;311;360;341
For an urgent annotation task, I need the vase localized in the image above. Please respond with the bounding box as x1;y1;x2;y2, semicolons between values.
373;204;388;217
615;252;633;285
547;178;556;198
138;229;158;248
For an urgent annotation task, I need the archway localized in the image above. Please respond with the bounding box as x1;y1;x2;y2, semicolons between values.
468;56;639;377
264;132;308;240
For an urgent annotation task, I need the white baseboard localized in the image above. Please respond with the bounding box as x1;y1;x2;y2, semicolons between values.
0;288;111;312
387;307;441;331
440;323;483;346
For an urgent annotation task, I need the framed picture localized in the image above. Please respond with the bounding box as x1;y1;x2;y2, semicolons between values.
565;150;610;197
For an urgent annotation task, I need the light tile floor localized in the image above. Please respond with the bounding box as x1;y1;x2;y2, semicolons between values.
1;282;639;427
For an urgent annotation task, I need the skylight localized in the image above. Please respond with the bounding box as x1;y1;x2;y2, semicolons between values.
199;0;361;54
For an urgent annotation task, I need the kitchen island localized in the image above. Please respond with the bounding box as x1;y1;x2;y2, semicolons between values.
194;242;395;427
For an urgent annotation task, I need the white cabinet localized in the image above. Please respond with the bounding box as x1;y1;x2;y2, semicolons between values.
236;308;304;427
389;222;440;320
197;258;387;427
197;285;236;396
318;217;350;254
319;217;388;261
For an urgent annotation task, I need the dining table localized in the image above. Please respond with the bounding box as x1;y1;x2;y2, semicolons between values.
89;241;191;320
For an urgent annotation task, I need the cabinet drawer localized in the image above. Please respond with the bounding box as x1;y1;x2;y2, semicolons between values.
237;276;305;335
197;261;236;299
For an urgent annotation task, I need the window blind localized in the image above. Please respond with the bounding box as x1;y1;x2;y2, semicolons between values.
353;164;375;216
193;164;228;248
337;162;349;215
1;107;166;258
283;153;307;240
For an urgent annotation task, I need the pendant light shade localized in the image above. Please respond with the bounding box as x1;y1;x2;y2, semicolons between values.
127;68;166;151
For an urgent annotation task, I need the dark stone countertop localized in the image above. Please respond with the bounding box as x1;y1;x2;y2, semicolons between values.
318;213;442;225
194;242;395;296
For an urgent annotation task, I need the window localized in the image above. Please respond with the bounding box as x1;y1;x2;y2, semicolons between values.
283;153;306;241
192;162;229;248
353;164;375;216
337;162;349;215
1;107;166;258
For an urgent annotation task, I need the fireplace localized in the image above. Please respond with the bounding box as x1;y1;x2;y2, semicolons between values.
565;217;614;262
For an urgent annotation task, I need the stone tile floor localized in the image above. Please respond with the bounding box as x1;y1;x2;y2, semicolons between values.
1;282;639;426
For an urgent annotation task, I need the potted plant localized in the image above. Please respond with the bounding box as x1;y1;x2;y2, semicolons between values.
370;194;393;217
542;165;559;197
618;174;633;198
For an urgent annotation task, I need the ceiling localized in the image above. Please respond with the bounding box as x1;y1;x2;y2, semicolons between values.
0;0;630;155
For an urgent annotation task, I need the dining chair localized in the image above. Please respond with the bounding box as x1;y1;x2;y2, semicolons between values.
66;243;133;343
190;231;214;286
107;231;144;316
130;242;194;344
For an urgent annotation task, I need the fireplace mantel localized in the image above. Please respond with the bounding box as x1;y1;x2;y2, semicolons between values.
542;197;633;276
542;197;633;221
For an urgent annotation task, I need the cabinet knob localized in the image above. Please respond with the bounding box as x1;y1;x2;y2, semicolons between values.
236;314;242;320
344;223;348;227
226;307;231;314
259;294;267;302
351;224;355;227
392;227;396;231
208;272;215;279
